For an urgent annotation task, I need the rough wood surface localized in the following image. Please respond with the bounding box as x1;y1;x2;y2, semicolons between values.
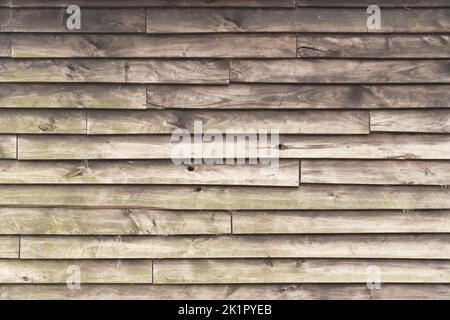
296;1;450;7
154;259;450;284
371;110;450;133
0;237;18;258
0;260;152;284
233;210;450;234
301;160;450;185
20;234;450;259
0;84;146;109
0;34;10;57
0;208;231;235
0;135;16;159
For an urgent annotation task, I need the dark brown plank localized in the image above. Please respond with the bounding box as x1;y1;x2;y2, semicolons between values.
231;59;450;83
297;34;450;58
296;1;450;7
147;84;450;109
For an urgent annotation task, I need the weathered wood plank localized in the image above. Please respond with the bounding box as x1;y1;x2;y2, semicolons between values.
0;35;10;57
0;0;9;7
0;237;18;259
296;1;450;7
88;110;369;134
0;135;16;159
301;160;450;185
0;160;299;186
18;134;450;160
0;110;86;134
0;8;145;32
1;185;449;210
0;208;230;235
154;259;450;284
12;34;296;58
231;59;450;83
0;84;146;109
20;235;450;259
233;210;450;234
1;284;449;300
0;59;229;84
297;34;450;58
147;84;450;109
11;0;296;8
0;260;152;284
371;110;450;133
146;8;450;33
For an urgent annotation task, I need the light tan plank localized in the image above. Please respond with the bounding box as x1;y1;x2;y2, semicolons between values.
233;210;450;234
0;208;231;235
0;237;18;259
0;160;299;186
20;235;450;259
88;110;369;134
231;59;450;83
0;59;229;84
0;260;152;284
0;8;145;32
302;160;450;185
297;34;450;58
1;185;450;210
147;84;450;109
0;84;146;109
154;259;450;284
0;34;10;57
0;110;86;134
0;135;16;159
371;110;450;133
12;34;296;58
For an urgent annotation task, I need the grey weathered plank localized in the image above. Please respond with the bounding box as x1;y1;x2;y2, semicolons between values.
0;160;299;187
18;134;450;160
147;84;450;109
154;259;450;284
0;0;9;7
0;237;18;259
0;59;229;84
146;8;450;33
296;0;450;7
20;234;450;259
231;59;450;83
87;110;369;134
12;34;296;58
0;208;231;235
0;260;152;284
0;84;146;109
301;160;450;185
11;0;296;7
0;110;86;134
2;284;450;300
297;34;450;58
0;35;10;57
371;110;450;133
233;210;450;234
0;135;16;159
1;185;450;210
0;8;145;32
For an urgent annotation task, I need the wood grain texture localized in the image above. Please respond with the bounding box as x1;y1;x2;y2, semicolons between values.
0;110;86;134
0;59;229;84
0;84;146;109
302;160;450;185
0;260;152;284
2;284;450;300
0;135;16;159
371;110;450;133
233;210;450;234
0;208;231;235
0;185;449;210
87;110;369;134
231;59;450;83
147;84;450;109
12;34;296;58
0;0;10;6
154;259;450;284
0;160;299;187
297;34;450;58
296;1;450;7
11;0;296;8
0;237;18;259
0;8;145;32
20;234;450;259
0;34;10;57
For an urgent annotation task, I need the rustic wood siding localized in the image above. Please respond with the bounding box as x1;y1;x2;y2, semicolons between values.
0;0;449;300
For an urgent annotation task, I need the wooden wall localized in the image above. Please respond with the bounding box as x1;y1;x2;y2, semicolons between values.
0;0;450;300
